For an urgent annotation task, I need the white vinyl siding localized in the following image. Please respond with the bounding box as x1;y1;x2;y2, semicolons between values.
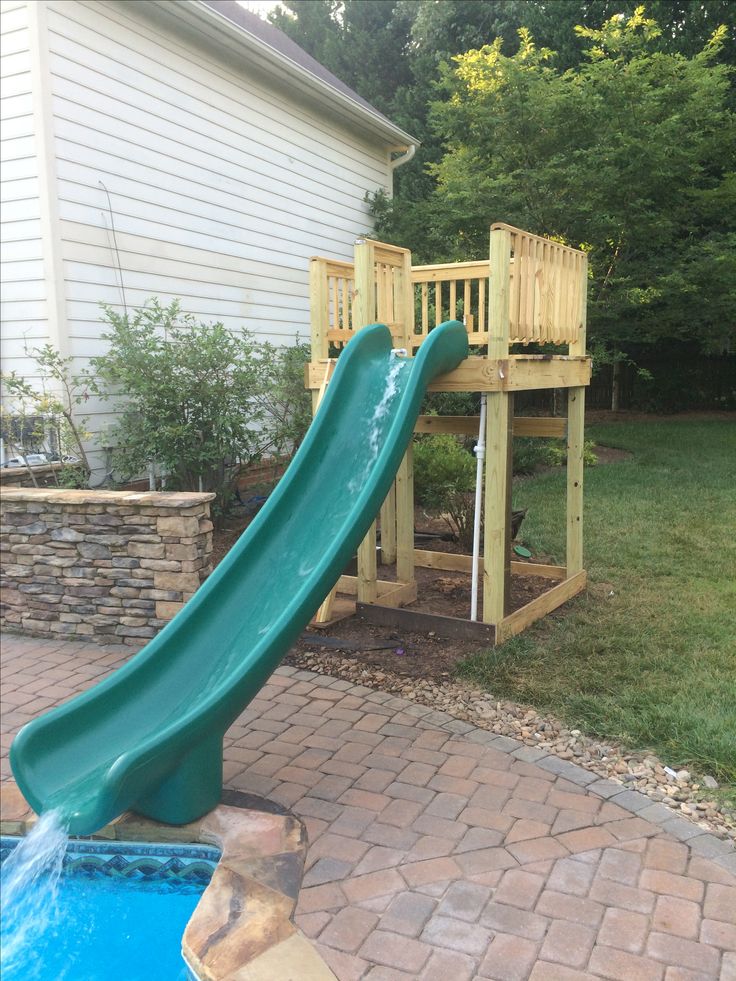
0;0;48;385
45;0;391;366
2;0;398;478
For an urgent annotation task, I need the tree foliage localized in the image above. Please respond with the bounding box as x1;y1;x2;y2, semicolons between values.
1;346;92;486
272;3;735;359
380;10;736;354
440;11;735;352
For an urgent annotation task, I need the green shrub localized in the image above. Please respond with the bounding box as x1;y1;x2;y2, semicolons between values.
256;339;312;459
421;391;480;417
513;437;558;475
413;430;597;550
91;299;312;520
414;434;476;547
513;437;598;474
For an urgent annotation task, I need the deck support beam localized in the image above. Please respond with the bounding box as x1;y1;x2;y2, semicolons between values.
482;224;513;625
380;484;397;565
566;254;588;577
396;445;414;584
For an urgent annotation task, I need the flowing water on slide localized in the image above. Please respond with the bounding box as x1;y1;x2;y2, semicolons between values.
348;352;408;494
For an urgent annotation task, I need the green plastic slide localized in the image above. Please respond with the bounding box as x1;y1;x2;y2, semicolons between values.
11;321;468;835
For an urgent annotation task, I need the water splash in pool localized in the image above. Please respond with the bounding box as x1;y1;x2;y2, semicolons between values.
0;810;68;978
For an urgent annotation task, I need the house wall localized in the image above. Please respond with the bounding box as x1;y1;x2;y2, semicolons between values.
41;0;393;479
0;0;49;389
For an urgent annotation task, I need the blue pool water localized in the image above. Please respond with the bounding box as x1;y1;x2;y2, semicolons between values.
1;832;218;981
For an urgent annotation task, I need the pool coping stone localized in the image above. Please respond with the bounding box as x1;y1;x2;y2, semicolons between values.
0;782;337;981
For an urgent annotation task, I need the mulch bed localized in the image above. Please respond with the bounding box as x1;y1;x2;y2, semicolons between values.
207;444;636;678
209;441;632;677
211;501;560;681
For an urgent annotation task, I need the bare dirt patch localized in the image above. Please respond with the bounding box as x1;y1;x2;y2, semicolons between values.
591;445;632;465
208;440;635;680
211;502;561;682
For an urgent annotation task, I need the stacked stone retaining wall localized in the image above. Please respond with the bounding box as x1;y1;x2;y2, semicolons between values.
1;489;215;644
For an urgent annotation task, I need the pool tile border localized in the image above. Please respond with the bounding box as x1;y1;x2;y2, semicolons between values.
1;834;219;881
0;783;337;981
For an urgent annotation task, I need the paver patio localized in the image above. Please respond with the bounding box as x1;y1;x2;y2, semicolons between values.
1;633;734;980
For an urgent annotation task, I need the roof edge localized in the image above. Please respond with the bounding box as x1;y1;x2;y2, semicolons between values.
176;0;418;149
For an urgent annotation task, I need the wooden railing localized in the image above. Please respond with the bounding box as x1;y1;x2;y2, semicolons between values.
498;224;586;347
411;260;489;350
309;226;587;360
309;257;355;358
371;241;413;349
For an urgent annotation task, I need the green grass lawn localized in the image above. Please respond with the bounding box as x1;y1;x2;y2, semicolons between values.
459;418;736;792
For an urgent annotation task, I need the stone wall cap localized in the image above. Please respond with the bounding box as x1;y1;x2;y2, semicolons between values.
0;462;64;482
0;488;216;507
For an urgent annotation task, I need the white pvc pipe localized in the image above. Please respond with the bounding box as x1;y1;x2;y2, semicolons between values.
470;394;487;621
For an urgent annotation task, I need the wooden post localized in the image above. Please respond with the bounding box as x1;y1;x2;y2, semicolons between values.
311;360;338;624
396;444;414;583
380;484;397;564
309;257;330;413
483;225;513;625
566;254;587;576
353;239;379;600
381;247;414;567
396;247;414;351
483;392;514;623
357;524;378;603
353;239;376;331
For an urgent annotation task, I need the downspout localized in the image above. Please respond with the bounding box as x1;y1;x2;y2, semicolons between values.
389;144;417;173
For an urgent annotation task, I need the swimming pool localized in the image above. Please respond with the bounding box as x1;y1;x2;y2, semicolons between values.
0;836;219;981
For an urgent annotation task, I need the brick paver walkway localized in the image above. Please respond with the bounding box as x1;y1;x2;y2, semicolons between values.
1;633;734;980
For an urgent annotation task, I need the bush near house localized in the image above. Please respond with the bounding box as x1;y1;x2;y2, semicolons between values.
2;300;312;519
91;300;311;520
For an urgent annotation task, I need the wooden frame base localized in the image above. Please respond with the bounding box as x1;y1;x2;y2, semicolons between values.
357;603;496;644
494;570;586;644
414;548;566;582
335;575;417;606
310;577;417;628
353;569;586;646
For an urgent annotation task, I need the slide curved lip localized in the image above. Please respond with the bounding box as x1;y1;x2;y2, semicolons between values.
11;321;468;833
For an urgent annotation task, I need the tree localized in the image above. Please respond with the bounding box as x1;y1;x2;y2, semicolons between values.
375;9;736;357
271;3;734;369
272;2;735;231
271;0;415;120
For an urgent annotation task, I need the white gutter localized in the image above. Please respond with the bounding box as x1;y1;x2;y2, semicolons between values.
169;0;417;149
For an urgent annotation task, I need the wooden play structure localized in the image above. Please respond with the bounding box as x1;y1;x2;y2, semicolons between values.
306;223;591;645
